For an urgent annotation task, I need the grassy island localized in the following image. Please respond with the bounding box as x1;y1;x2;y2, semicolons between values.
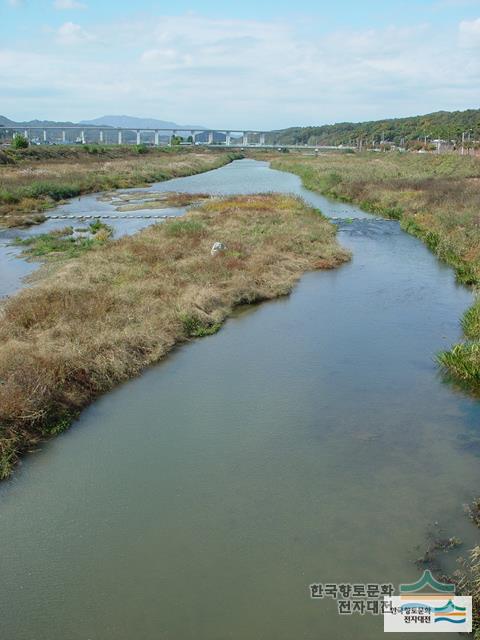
0;193;349;478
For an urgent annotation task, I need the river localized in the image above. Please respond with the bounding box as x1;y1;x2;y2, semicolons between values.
0;159;479;639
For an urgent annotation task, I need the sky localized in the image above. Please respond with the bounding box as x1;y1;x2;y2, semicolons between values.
1;0;480;128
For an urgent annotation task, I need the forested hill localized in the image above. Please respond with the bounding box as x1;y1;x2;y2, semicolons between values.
271;109;480;146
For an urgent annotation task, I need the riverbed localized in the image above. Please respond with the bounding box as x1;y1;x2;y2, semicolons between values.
0;159;479;639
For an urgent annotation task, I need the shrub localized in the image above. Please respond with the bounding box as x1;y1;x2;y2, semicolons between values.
0;190;20;204
23;182;81;201
180;313;221;337
89;219;111;234
11;134;29;149
0;150;14;164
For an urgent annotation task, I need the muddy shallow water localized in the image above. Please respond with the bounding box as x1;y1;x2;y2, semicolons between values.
0;160;478;639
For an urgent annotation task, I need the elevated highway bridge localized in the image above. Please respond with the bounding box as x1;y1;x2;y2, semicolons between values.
1;125;354;151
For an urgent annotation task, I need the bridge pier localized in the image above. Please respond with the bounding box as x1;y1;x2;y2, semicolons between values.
99;130;104;144
62;130;66;143
208;131;214;145
118;130;122;145
81;130;86;144
154;130;159;146
136;130;141;145
226;131;231;146
43;129;47;143
242;132;248;146
24;129;29;140
260;133;265;145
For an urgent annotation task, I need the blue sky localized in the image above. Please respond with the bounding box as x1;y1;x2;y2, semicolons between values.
1;0;480;128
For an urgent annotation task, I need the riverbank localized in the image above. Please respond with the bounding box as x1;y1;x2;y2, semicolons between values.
270;152;480;391
0;146;241;227
0;193;349;478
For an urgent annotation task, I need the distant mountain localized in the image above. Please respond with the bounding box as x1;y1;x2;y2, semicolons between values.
0;116;15;127
79;115;205;130
0;116;80;127
0;114;205;131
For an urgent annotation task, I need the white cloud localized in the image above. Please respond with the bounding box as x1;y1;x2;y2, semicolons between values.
2;14;480;127
140;48;192;68
56;21;92;45
54;0;87;9
459;17;480;47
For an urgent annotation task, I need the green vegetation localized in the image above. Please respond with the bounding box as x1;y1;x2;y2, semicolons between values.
270;108;480;147
170;135;184;146
0;194;349;478
180;313;222;337
11;134;29;150
81;143;152;156
164;218;205;237
0;146;242;227
271;152;480;390
14;221;113;259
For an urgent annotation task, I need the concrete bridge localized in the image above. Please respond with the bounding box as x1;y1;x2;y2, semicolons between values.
2;125;354;151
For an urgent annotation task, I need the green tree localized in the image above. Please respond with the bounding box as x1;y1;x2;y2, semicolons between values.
170;135;183;146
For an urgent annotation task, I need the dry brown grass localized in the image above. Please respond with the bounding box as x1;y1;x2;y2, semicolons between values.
0;194;350;478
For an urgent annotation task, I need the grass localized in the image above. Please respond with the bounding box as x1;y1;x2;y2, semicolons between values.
0;146;241;226
13;221;113;259
270;151;480;392
450;499;480;638
0;194;350;478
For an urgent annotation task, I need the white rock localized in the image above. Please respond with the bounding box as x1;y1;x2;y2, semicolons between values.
211;242;226;256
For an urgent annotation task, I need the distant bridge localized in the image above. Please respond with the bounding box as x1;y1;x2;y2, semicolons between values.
1;125;354;151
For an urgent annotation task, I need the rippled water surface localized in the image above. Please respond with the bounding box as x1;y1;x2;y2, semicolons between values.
0;160;479;639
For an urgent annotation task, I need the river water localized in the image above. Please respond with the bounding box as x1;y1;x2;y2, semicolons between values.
0;159;479;639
